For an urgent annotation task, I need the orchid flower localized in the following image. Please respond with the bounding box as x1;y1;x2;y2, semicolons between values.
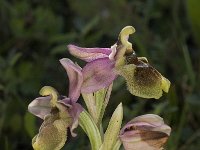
119;114;171;150
27;26;172;150
28;59;84;150
68;26;170;99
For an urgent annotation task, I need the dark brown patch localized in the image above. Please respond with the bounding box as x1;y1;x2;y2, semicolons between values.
125;52;139;65
139;130;169;148
124;125;137;132
134;63;161;86
51;107;59;115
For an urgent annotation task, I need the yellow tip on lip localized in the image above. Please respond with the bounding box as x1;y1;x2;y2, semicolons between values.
120;26;136;36
161;77;171;93
39;86;58;106
119;26;136;53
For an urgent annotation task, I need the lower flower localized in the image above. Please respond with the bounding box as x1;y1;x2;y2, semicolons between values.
28;86;83;150
32;103;72;150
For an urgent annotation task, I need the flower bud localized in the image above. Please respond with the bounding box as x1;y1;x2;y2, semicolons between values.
119;114;171;150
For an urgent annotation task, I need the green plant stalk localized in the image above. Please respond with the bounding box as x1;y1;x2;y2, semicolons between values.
99;123;104;140
112;139;122;150
82;93;98;123
82;84;113;129
79;110;102;150
175;104;188;150
182;44;195;88
94;88;107;123
96;84;113;127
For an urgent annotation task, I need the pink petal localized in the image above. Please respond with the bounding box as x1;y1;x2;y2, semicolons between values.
120;114;165;135
130;114;164;127
28;96;51;119
58;98;83;137
81;58;117;93
58;97;72;108
69;102;83;137
68;44;111;62
60;58;83;102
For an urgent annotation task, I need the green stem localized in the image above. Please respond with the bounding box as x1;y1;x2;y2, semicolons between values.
82;83;113;130
79;110;102;150
112;139;122;150
182;44;195;88
98;123;104;140
173;103;188;150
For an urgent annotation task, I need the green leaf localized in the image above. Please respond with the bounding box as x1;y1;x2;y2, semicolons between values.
50;44;68;55
81;16;100;36
24;112;36;137
187;0;200;46
100;103;123;150
9;52;22;66
79;110;102;150
9;113;22;133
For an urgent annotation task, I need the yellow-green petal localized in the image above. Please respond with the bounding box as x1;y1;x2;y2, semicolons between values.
32;118;67;150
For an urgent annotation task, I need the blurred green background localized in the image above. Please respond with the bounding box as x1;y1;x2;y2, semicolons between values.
0;0;200;149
